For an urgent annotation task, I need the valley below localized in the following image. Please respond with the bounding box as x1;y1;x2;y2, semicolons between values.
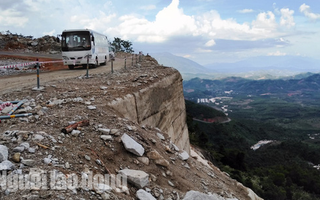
184;75;320;200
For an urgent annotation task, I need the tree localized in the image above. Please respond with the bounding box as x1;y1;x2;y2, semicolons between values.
121;40;134;53
111;37;134;53
111;37;122;52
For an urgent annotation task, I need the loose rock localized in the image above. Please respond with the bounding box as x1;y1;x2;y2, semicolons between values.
121;133;145;156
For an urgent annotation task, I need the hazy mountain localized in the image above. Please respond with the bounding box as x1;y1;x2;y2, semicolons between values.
151;53;320;80
205;55;320;74
184;73;320;96
150;52;211;74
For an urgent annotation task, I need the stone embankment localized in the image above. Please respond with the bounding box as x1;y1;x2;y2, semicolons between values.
0;55;261;199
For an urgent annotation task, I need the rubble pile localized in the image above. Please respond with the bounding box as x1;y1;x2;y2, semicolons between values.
0;32;60;54
0;56;258;200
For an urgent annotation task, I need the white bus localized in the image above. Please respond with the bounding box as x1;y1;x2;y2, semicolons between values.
61;29;110;69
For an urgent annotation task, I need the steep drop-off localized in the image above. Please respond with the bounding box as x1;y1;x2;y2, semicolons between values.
107;69;190;153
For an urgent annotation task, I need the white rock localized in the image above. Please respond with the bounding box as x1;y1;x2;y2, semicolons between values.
100;135;113;141
121;133;145;156
28;148;36;153
178;151;190;161
43;158;52;164
136;189;156;200
87;105;96;110
100;86;108;90
99;128;111;134
33;134;44;141
0;160;14;170
13;146;25;153
170;142;180;152
20;142;30;149
21;159;35;166
0;145;8;162
71;130;81;137
156;133;165;140
137;157;150;165
118;169;149;188
183;190;228;200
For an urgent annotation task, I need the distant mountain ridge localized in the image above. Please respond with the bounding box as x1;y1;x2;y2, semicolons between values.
150;53;320;80
184;73;320;96
150;52;210;74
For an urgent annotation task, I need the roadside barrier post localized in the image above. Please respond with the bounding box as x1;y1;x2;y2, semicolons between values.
124;57;127;69
86;54;89;78
111;60;114;73
36;59;40;89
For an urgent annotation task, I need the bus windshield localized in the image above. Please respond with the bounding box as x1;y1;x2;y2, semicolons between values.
61;31;91;51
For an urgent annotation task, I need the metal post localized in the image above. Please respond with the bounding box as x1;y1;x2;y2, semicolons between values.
0;113;32;120
8;100;25;115
86;54;89;78
136;54;138;64
124;57;127;69
36;59;40;89
111;60;114;73
132;55;133;67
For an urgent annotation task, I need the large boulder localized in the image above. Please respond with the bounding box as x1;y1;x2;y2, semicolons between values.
118;169;149;188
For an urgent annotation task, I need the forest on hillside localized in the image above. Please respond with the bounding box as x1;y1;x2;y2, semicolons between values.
184;74;320;200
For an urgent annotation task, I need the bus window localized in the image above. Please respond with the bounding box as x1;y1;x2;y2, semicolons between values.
61;31;91;51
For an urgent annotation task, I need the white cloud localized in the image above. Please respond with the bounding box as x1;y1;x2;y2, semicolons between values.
280;8;295;28
205;39;216;47
252;11;277;31
300;4;320;20
71;11;116;33
268;51;286;56
140;5;156;11
238;9;254;14
111;0;197;43
0;9;28;27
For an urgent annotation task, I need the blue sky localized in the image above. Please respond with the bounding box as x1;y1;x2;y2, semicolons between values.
1;0;319;65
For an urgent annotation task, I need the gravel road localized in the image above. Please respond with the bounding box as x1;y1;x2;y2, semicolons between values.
0;52;129;95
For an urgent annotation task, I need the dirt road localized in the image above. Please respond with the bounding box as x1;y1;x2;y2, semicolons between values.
0;52;131;95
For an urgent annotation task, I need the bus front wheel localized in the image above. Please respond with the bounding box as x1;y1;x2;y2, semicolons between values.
94;57;99;68
68;65;75;70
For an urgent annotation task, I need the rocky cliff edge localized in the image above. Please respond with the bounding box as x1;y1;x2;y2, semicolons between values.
0;55;262;200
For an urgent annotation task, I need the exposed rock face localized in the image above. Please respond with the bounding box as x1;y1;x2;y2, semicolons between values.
108;70;190;153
